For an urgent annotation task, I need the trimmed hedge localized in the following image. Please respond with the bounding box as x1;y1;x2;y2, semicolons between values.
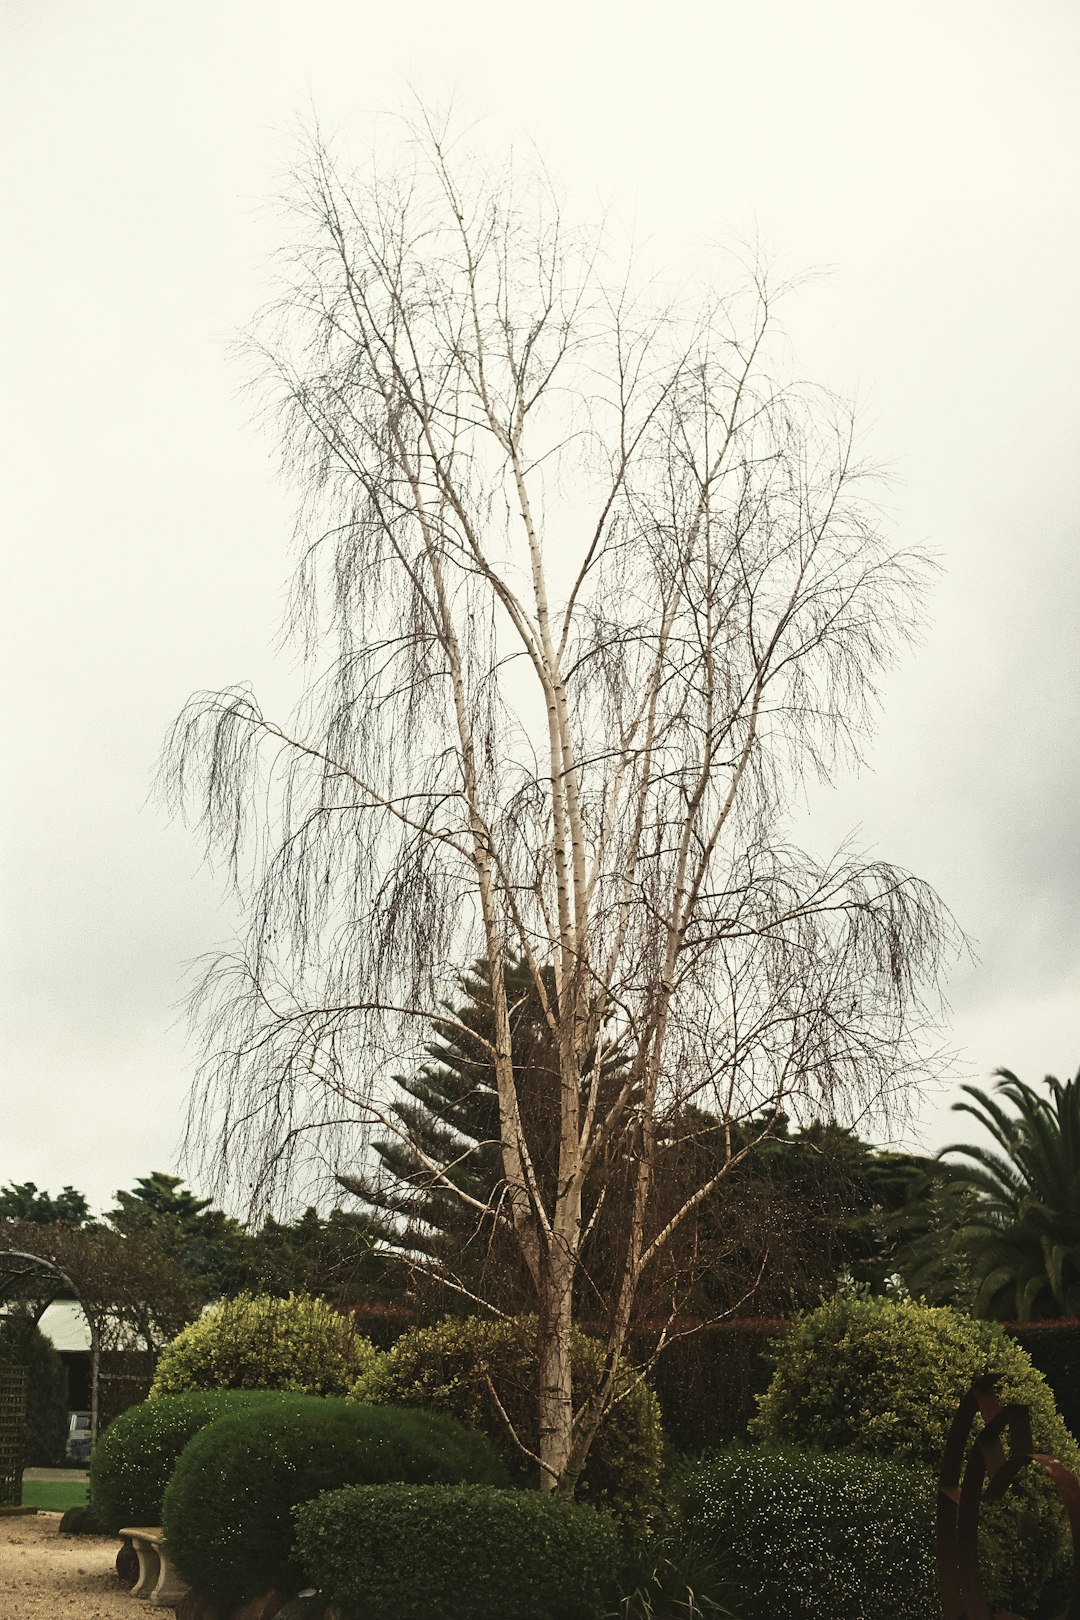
150;1291;377;1397
295;1483;622;1620
678;1445;937;1620
352;1314;664;1530
162;1395;508;1609
89;1390;286;1534
751;1293;1080;1614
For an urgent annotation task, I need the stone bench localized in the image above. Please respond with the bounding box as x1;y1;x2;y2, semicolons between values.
119;1526;191;1607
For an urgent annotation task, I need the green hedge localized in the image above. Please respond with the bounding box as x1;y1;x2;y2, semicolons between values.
89;1390;286;1534
295;1483;622;1620
162;1395;508;1609
150;1291;377;1397
678;1445;937;1620
751;1293;1080;1614
353;1314;665;1530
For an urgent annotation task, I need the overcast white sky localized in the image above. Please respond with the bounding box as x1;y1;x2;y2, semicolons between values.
2;0;1078;1216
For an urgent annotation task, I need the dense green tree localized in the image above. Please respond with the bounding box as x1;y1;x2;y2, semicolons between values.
0;1181;91;1226
106;1173;247;1300
0;1308;69;1465
893;1067;1080;1320
240;1206;404;1308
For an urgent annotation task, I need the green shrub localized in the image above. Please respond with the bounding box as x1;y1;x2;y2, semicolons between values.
352;1314;664;1530
678;1445;936;1620
751;1293;1080;1614
1008;1319;1080;1442
90;1389;286;1534
295;1482;622;1620
149;1291;376;1397
162;1395;508;1609
0;1310;68;1466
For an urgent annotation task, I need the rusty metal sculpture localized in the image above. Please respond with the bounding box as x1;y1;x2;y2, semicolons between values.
938;1374;1080;1620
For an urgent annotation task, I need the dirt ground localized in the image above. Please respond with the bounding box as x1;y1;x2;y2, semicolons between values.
0;1511;133;1620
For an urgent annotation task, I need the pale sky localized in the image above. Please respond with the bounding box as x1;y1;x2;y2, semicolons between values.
2;0;1078;1215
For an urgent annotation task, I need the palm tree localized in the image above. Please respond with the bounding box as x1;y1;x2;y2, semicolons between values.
921;1066;1080;1321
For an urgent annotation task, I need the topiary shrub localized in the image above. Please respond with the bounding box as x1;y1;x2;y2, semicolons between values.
678;1444;937;1620
0;1309;69;1466
351;1314;664;1530
149;1291;377;1397
750;1293;1080;1615
162;1394;508;1609
295;1482;622;1620
89;1389;287;1534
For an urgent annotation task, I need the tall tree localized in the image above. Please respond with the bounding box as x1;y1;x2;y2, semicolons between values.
895;1066;1080;1320
163;115;953;1495
339;957;628;1315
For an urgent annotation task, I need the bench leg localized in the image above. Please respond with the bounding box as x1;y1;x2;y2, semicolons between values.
131;1538;162;1599
149;1547;190;1606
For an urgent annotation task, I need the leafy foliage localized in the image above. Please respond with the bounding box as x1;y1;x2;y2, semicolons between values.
897;1067;1080;1320
161;1396;508;1608
0;1309;68;1465
678;1444;937;1620
0;1182;91;1227
352;1313;665;1530
295;1482;622;1620
149;1290;377;1396
89;1389;284;1533
750;1293;1080;1613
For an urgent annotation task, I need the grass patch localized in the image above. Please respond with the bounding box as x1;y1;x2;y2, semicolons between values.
20;1478;88;1511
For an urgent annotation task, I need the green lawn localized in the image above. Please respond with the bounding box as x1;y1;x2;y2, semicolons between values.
20;1478;89;1512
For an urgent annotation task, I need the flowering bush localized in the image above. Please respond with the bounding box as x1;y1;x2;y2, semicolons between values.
679;1445;936;1620
751;1293;1080;1612
149;1291;377;1397
89;1389;284;1533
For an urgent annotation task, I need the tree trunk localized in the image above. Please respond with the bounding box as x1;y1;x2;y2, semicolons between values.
536;1246;575;1492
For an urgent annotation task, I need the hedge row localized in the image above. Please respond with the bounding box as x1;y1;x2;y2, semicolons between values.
295;1483;622;1620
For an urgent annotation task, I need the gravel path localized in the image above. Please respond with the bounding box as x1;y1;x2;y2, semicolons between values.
0;1511;132;1620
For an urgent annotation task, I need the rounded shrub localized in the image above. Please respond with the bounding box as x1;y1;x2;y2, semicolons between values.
678;1444;937;1620
750;1293;1080;1613
351;1313;665;1530
90;1389;286;1534
295;1482;622;1620
162;1394;509;1609
149;1291;377;1397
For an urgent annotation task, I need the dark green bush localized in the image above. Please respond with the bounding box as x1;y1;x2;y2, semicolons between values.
150;1291;377;1396
89;1389;285;1534
295;1482;622;1620
750;1293;1080;1614
0;1310;69;1466
353;1314;665;1530
162;1395;508;1609
678;1445;937;1620
1008;1320;1080;1442
632;1320;784;1452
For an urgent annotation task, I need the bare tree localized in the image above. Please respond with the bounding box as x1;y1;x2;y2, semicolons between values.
162;114;955;1496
